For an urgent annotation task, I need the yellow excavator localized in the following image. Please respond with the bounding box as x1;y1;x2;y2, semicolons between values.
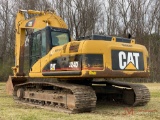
6;9;150;113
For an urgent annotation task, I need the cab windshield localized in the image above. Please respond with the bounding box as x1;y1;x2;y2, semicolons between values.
51;29;70;46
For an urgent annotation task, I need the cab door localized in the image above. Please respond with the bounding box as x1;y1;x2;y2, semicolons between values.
29;32;41;72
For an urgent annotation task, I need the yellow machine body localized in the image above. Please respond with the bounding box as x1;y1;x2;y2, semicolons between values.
30;38;149;78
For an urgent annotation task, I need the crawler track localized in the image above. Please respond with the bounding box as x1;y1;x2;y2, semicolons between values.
106;80;150;106
93;80;150;106
13;82;97;113
13;80;150;113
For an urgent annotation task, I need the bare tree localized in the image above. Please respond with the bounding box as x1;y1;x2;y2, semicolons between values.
53;0;102;38
0;0;17;80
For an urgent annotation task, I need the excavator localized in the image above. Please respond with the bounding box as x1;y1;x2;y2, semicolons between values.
6;9;150;113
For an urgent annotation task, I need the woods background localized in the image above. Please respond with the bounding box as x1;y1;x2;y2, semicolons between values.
0;0;159;82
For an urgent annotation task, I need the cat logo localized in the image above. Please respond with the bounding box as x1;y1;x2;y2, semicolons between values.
112;50;144;71
26;19;35;27
28;21;33;27
50;63;56;70
119;51;139;70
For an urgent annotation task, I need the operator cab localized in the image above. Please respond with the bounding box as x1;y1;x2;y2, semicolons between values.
29;26;71;68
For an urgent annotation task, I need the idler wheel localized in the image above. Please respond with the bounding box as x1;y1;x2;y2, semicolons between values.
17;88;24;99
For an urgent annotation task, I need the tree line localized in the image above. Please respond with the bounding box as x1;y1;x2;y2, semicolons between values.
0;0;159;82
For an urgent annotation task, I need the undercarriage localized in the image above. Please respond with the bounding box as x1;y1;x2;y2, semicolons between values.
10;78;150;113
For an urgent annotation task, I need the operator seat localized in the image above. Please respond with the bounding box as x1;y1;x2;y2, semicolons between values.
52;36;59;46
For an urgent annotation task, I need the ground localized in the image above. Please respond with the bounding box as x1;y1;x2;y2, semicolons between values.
0;82;160;120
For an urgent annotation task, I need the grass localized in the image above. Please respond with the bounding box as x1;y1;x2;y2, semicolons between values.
0;82;160;120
